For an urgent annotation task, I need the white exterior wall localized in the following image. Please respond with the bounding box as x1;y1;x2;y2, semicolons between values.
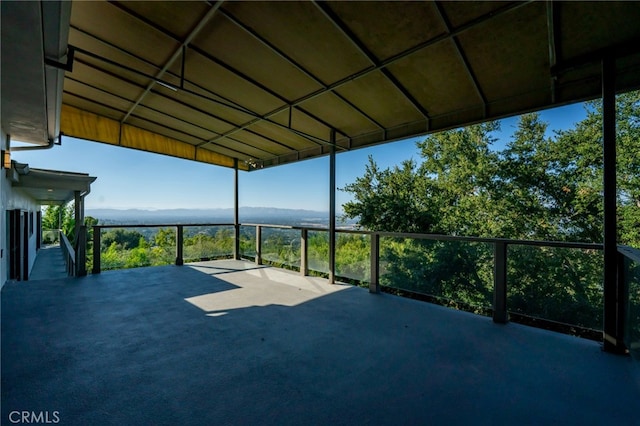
1;127;41;288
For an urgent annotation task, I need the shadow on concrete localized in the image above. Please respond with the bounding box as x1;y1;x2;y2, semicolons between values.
2;260;639;425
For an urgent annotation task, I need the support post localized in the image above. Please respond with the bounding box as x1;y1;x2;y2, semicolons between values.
617;251;628;347
329;130;336;284
74;191;82;240
370;233;380;293
175;225;184;266
77;225;87;276
92;226;101;274
602;56;625;353
234;158;240;260
493;242;508;323
256;225;262;265
301;228;308;276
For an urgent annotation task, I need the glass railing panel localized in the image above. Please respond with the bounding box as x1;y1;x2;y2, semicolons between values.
239;225;256;260
307;230;329;275
379;237;493;314
183;225;234;262
624;254;640;361
335;232;370;285
99;226;165;270
148;226;178;266
506;245;603;331
260;227;301;270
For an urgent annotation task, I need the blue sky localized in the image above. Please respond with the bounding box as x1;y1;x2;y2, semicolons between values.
13;102;588;213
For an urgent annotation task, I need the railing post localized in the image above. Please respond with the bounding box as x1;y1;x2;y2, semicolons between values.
493;242;508;323
370;233;380;294
92;226;101;274
175;225;184;266
301;228;308;276
617;250;628;349
77;225;87;276
256;225;262;265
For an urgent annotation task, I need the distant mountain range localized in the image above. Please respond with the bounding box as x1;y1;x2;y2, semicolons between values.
85;207;345;226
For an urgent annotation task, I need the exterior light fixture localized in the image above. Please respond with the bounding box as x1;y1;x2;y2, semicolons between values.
2;150;10;169
244;158;263;169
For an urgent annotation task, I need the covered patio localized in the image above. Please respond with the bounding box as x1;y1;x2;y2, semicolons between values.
2;259;639;424
3;1;640;423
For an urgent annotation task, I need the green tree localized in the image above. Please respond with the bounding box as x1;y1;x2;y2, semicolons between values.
101;229;146;251
340;92;640;326
42;204;75;239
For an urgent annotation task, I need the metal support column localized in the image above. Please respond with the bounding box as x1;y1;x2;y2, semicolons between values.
329;130;336;284
234;158;240;260
602;56;625;353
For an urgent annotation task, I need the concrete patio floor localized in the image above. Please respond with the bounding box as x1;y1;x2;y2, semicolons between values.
2;260;639;425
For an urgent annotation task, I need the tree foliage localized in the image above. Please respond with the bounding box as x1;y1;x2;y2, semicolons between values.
340;91;640;329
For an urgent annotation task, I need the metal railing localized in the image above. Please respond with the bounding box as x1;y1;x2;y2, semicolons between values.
60;232;76;277
92;224;234;273
90;222;622;340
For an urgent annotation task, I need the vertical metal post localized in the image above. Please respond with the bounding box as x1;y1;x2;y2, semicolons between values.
301;228;308;276
617;251;628;347
77;226;87;276
92;226;101;274
370;233;380;293
74;191;82;239
602;56;625;353
256;225;262;265
234;158;240;260
175;225;184;266
493;242;508;323
329;130;336;284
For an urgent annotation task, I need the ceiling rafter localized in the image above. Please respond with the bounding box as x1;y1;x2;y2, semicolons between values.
70;24;255;116
433;1;488;117
230;1;531;138
200;1;530;151
312;1;431;123
120;1;224;124
106;1;340;149
71;45;324;151
218;7;386;131
546;1;560;104
64;90;256;160
64;89;277;160
67;59;284;155
110;1;529;155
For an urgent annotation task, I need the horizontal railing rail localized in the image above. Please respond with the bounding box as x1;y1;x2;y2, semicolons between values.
60;232;76;277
